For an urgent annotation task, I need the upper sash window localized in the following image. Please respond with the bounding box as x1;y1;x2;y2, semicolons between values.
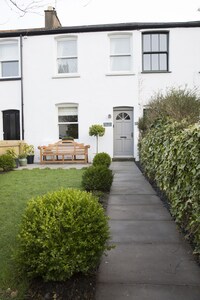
57;38;78;74
0;40;19;78
142;32;169;72
109;34;132;72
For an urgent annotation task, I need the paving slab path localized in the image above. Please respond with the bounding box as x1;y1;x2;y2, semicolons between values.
95;161;200;300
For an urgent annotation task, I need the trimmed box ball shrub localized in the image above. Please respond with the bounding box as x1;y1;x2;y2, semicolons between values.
15;189;110;281
82;165;113;192
0;154;15;171
93;152;111;168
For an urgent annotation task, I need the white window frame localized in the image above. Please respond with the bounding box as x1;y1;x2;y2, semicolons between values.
0;39;20;79
109;33;132;74
56;36;78;76
57;103;79;139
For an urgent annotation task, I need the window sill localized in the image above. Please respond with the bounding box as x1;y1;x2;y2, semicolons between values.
52;74;80;79
0;77;21;81
141;71;171;74
106;72;135;77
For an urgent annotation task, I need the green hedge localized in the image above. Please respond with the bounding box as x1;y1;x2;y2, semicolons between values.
139;120;200;258
139;119;187;180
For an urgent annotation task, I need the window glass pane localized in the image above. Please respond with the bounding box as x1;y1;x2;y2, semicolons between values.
143;35;151;52
152;54;159;70
159;53;167;70
58;115;78;122
110;37;130;54
58;58;77;73
58;107;77;116
143;54;151;71
152;34;159;51
0;42;18;61
57;40;77;57
59;124;78;139
116;112;130;120
110;56;131;71
2;61;18;77
160;34;167;51
124;113;130;120
116;113;123;120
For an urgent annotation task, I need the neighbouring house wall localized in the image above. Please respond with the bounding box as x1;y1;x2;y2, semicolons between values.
1;26;200;162
137;28;200;107
0;81;21;140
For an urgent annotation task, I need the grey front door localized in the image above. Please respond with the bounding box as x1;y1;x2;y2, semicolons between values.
113;107;133;156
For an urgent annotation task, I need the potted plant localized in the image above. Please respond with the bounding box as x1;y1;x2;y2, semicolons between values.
18;153;27;166
23;144;35;164
62;136;74;142
6;149;19;168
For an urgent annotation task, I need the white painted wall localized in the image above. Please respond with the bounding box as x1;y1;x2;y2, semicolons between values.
0;81;21;140
1;26;200;162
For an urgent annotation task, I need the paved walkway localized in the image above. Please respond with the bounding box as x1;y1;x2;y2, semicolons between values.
95;161;200;300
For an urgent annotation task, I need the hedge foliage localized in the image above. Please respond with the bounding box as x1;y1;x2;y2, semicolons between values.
0;154;15;171
138;87;200;135
15;189;111;281
139;120;200;257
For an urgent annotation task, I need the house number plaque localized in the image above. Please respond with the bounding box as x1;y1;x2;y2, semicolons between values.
103;122;112;127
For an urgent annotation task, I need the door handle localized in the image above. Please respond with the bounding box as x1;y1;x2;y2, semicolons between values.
120;136;127;138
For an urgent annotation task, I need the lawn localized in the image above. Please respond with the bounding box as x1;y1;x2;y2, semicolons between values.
0;168;85;299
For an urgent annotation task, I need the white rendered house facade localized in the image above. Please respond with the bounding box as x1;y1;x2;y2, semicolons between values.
0;13;200;162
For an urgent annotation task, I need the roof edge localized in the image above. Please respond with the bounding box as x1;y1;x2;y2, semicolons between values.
0;20;200;37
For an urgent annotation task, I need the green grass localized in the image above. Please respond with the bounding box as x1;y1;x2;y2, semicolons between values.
0;168;84;299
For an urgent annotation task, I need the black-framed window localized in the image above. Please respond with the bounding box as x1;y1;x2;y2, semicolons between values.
142;32;169;72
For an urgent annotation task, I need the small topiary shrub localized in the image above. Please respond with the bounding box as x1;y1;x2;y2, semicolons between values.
0;154;15;171
93;152;111;168
82;165;113;192
89;124;105;153
15;189;111;281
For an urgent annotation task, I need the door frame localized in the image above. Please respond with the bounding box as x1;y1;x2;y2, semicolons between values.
113;106;134;157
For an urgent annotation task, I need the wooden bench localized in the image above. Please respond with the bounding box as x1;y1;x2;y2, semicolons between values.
38;140;90;164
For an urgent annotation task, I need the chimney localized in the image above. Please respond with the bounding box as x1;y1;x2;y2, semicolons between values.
45;6;62;29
